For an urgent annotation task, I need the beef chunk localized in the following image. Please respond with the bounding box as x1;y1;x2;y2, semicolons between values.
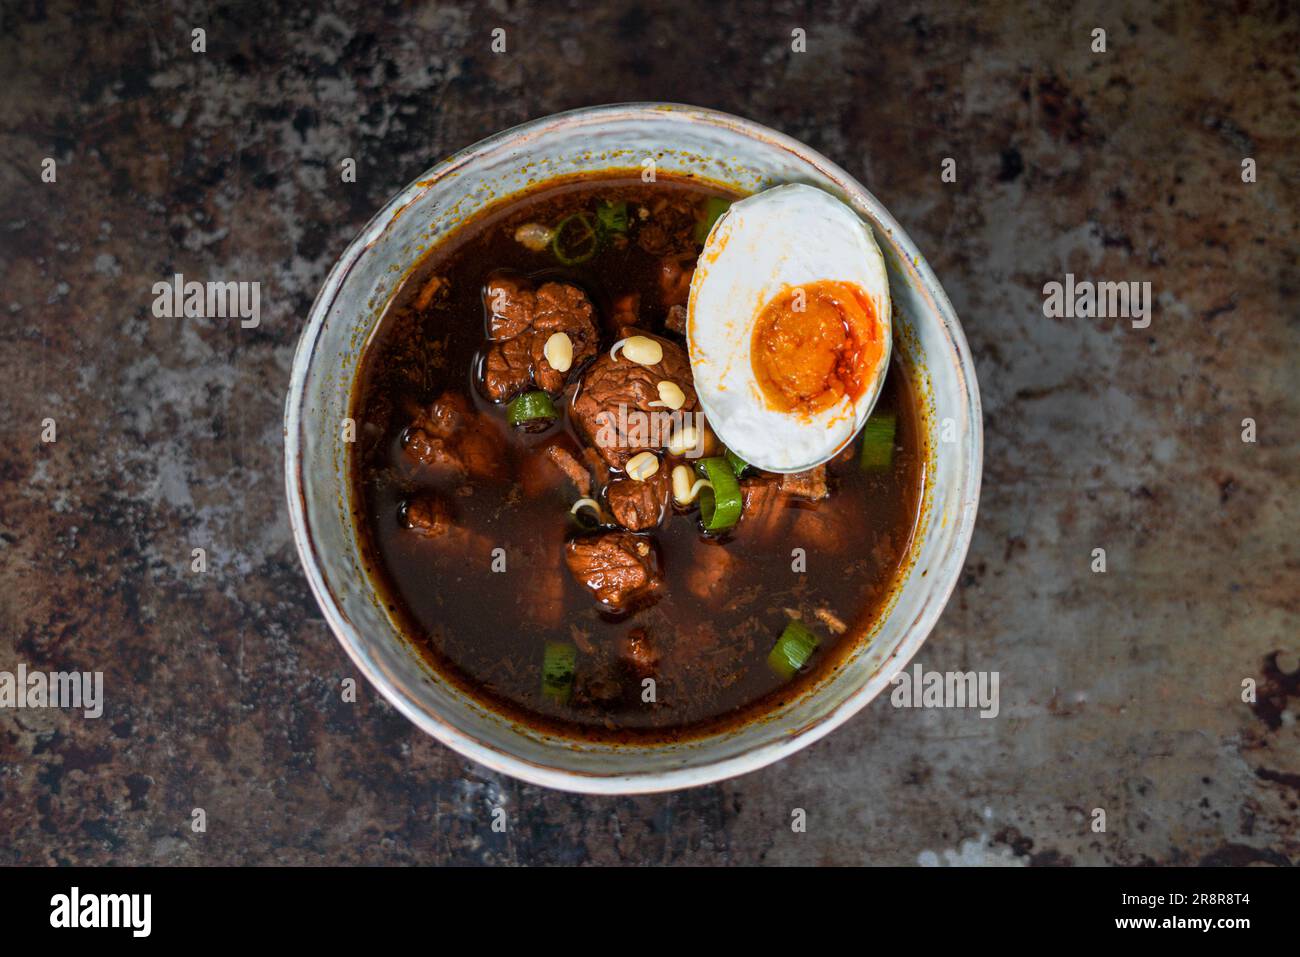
527;547;568;628
482;335;534;402
403;428;459;472
545;444;593;497
738;468;831;539
779;464;829;501
741;476;779;515
564;531;661;608
665;304;687;335
580;444;609;480
739;476;787;541
532;282;599;337
687;538;735;601
413;390;470;437
635;199;698;257
401;494;454;538
520;442;593;499
606;468;669;531
658;257;694;307
611;293;640;332
792;499;848;553
399;493;499;557
481;277;598;401
485;276;535;339
571;329;698;468
458;427;508;478
623;627;658;678
402;390;506;480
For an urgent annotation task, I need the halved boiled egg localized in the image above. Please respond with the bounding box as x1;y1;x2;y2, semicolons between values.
687;184;892;473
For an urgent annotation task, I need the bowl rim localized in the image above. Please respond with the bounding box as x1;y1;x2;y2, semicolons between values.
284;101;983;794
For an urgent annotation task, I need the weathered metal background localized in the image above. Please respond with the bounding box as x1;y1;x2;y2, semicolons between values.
0;0;1295;864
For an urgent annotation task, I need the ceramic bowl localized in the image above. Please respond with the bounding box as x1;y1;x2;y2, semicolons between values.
284;103;982;793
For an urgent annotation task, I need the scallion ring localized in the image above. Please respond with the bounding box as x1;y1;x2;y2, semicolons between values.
551;212;599;265
694;196;732;245
596;200;629;234
724;448;749;477
767;619;820;679
859;410;897;470
506;390;557;427
693;456;742;532
541;641;577;704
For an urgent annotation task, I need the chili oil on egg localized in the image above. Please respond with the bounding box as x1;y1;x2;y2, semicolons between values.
686;184;892;473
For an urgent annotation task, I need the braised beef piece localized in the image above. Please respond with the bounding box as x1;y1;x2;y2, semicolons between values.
635;198;698;257
658;257;694;307
793;499;849;553
779;464;829;501
482;337;533;403
740;476;778;513
399;492;502;559
570;329;698;469
623;627;658;678
739;476;787;541
402;390;506;479
564;530;662;608
735;467;831;542
544;444;593;497
580;445;609;484
401;493;454;538
611;293;640;332
605;468;670;531
665;304;687;336
528;549;568;627
414;389;468;436
687;537;735;600
481;277;598;401
636;223;671;256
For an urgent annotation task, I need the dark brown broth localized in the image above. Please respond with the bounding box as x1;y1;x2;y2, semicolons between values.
350;174;925;743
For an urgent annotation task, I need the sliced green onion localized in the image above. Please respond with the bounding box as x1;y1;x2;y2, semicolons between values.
541;641;577;704
596;199;629;233
694;196;732;244
694;456;742;532
767;619;819;679
724;448;749;478
551;212;599;265
506;390;557;426
859;410;897;470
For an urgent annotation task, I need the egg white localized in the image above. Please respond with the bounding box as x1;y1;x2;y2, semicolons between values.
687;184;892;473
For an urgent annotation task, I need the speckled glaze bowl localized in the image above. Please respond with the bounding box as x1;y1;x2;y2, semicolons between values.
284;103;982;793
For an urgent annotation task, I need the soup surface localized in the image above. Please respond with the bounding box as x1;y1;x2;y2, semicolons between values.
350;173;925;742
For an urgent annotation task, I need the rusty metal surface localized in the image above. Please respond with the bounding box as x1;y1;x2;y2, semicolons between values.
0;0;1295;865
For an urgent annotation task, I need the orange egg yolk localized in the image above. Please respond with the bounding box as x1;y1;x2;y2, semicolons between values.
750;281;882;417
